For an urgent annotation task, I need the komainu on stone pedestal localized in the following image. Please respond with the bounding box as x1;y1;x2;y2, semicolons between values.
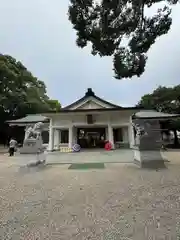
20;122;46;164
132;118;165;169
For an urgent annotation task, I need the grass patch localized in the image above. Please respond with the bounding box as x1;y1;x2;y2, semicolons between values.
68;163;105;170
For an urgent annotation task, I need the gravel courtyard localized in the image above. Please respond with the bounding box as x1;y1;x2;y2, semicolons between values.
0;151;180;239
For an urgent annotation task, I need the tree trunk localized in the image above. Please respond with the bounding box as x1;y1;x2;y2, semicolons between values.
173;129;179;147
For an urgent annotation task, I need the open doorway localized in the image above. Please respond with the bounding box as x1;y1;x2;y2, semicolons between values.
77;127;106;148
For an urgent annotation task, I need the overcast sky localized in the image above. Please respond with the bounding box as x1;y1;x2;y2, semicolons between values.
0;1;180;107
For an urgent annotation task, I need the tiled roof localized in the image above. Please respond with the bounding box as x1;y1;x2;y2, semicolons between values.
134;110;180;119
63;88;121;109
7;115;49;124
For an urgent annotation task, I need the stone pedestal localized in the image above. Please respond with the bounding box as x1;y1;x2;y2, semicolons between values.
20;122;44;155
20;122;46;167
132;118;166;169
20;140;38;154
133;148;165;168
20;137;44;154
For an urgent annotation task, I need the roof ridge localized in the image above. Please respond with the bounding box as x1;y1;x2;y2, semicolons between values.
63;88;121;110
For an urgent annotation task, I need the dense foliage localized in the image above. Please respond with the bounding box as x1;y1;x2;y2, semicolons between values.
137;86;180;113
137;85;180;146
68;0;178;79
0;54;61;143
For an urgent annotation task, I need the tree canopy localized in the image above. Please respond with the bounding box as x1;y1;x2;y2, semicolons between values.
68;0;178;79
137;85;180;113
46;99;61;112
0;54;61;143
0;54;61;118
137;85;180;146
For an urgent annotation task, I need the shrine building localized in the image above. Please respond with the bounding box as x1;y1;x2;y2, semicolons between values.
8;88;176;151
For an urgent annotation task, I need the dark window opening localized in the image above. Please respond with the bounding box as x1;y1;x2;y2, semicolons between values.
61;130;69;143
42;131;49;144
113;128;123;142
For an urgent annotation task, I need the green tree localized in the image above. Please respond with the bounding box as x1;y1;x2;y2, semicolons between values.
0;54;61;143
137;85;180;146
137;86;180;112
68;0;178;79
0;54;60;115
47;99;61;112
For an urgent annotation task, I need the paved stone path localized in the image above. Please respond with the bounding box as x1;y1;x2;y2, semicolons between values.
0;151;180;239
4;150;134;166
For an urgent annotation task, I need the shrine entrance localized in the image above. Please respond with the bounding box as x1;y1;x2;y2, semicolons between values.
77;127;106;148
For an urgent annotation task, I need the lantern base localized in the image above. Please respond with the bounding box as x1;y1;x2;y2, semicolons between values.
133;149;166;169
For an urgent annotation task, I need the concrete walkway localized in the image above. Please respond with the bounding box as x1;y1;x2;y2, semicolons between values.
6;149;133;166
47;149;134;164
1;149;178;167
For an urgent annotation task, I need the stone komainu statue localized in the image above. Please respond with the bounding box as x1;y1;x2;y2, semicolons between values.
25;122;44;140
20;122;45;154
132;122;147;146
132;119;162;150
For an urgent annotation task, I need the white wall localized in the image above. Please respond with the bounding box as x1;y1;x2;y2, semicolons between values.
110;112;132;126
49;110;137;149
52;111;133;128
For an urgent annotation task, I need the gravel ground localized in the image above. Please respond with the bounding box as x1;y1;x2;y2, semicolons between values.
0;152;180;239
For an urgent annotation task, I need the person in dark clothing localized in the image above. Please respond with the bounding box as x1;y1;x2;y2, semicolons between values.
8;138;17;156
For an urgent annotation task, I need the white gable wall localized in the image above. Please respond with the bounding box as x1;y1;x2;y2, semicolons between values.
78;100;106;109
69;96;115;110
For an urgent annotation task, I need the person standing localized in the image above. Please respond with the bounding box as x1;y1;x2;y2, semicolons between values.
9;138;17;156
